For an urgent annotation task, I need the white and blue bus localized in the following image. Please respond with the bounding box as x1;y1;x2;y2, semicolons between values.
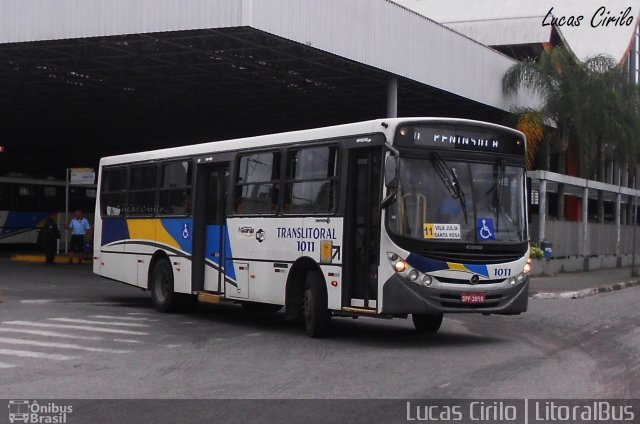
0;175;95;246
94;118;531;337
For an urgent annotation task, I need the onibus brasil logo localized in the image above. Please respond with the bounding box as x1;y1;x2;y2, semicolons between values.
8;400;73;423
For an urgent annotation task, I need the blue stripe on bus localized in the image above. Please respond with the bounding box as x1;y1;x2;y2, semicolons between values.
406;253;490;278
159;218;194;254
205;225;236;280
101;218;129;246
1;211;48;236
406;253;448;273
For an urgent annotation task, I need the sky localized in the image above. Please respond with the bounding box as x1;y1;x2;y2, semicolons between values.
394;0;640;63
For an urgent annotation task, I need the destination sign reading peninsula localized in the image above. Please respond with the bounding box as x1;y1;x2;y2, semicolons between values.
396;124;525;155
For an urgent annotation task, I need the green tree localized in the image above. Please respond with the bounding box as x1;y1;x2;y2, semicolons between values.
503;47;640;220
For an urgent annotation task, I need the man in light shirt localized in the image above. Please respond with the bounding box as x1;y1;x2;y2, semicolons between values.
68;209;91;264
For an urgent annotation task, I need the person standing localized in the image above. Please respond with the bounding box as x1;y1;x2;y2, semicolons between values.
40;211;61;265
68;209;91;264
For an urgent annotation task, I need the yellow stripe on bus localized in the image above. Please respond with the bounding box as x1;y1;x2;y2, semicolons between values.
126;219;155;241
126;219;181;250
447;262;468;273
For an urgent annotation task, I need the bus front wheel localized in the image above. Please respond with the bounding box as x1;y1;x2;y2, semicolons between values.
302;272;331;338
412;313;443;333
150;260;178;313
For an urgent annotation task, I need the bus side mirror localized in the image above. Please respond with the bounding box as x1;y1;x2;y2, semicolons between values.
384;156;397;189
526;177;532;224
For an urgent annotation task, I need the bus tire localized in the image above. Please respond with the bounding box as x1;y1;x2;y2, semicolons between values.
150;260;178;313
412;313;443;333
302;271;331;338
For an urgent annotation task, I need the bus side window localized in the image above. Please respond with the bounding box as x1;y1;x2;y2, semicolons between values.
17;185;36;211
234;152;280;215
159;160;192;215
128;164;158;216
0;183;12;210
100;167;128;217
42;186;59;212
283;146;337;214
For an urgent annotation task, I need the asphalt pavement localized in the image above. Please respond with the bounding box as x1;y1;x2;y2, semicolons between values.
8;251;640;297
0;259;639;423
530;266;640;296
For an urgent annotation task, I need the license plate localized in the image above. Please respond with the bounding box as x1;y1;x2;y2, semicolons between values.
461;292;486;304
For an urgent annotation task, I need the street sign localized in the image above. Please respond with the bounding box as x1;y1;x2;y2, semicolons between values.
70;167;95;185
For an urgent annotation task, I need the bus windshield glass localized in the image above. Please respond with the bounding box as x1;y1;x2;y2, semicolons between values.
387;157;526;243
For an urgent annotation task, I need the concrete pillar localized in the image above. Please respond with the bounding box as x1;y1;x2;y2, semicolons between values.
616;192;622;261
386;77;398;119
538;179;547;243
622;163;629;188
583;187;589;270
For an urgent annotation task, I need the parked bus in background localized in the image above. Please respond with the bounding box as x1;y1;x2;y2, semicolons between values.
94;118;530;337
0;175;96;246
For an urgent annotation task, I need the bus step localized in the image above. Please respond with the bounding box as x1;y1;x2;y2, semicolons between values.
341;307;377;315
197;292;223;304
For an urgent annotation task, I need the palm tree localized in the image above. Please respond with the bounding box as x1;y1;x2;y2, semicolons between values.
503;47;640;221
512;108;545;170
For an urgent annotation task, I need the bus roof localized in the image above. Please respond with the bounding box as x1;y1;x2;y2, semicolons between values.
99;117;524;167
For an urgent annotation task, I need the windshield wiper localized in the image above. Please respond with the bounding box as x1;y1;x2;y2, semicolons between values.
431;152;468;224
487;159;506;230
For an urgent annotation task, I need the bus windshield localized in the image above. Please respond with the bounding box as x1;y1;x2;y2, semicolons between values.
386;156;526;243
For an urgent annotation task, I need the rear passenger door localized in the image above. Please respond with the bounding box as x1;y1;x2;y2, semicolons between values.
192;160;230;295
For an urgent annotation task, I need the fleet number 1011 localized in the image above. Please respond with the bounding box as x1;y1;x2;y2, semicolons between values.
494;268;512;277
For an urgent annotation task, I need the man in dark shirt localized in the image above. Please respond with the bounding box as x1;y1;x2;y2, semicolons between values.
40;211;61;265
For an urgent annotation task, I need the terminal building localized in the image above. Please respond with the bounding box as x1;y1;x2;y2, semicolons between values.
0;0;533;175
2;0;640;272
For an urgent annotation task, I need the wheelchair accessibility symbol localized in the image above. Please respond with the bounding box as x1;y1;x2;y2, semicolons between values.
477;218;495;241
182;223;190;239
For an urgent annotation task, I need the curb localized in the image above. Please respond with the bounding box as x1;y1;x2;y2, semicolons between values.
9;254;91;264
531;280;640;299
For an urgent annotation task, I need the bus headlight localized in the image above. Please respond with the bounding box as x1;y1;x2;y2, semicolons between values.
394;260;407;273
523;258;532;274
387;252;433;287
387;252;407;273
508;272;527;285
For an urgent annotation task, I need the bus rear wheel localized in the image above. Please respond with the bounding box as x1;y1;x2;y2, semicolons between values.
150;260;178;313
302;272;331;338
412;313;443;333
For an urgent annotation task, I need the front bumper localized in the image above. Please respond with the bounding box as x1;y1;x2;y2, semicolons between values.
381;274;529;315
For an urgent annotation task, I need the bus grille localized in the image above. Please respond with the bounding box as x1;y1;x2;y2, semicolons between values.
435;276;506;285
421;250;522;264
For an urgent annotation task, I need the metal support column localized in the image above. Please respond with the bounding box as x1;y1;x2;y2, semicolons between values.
538;179;547;243
386;77;398;118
